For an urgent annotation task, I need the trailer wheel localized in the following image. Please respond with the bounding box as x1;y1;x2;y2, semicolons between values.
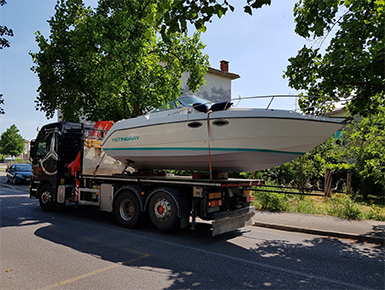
114;191;141;228
39;184;56;212
149;189;179;231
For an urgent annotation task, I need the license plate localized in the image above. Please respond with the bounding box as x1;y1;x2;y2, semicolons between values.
208;206;220;213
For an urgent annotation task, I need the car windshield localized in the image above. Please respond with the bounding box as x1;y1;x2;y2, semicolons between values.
151;96;211;113
14;164;32;172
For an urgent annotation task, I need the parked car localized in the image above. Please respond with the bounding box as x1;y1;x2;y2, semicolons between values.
6;163;32;185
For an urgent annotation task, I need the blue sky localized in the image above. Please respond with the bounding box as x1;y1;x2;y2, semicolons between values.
0;0;309;141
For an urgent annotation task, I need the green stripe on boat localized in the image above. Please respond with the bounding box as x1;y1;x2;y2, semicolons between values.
103;147;304;155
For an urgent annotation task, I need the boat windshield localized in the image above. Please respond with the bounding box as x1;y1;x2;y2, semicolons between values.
151;96;211;112
179;96;211;107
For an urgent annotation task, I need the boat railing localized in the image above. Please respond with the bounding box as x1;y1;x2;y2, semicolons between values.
146;94;351;117
230;94;299;111
230;94;352;115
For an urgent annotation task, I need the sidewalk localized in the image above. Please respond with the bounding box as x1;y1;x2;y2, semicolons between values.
253;210;385;245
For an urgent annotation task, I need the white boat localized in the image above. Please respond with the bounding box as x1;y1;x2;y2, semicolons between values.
101;96;347;172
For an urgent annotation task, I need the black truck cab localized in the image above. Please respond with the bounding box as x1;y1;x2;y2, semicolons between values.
30;122;92;209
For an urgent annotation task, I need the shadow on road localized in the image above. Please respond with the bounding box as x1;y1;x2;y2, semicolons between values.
28;206;385;289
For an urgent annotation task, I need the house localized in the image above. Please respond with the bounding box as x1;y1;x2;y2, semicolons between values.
15;139;30;161
180;60;240;103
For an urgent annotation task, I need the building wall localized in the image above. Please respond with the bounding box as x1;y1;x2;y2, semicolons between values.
180;61;240;104
181;72;233;103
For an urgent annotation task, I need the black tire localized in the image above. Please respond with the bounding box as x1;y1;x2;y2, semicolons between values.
114;191;142;228
148;189;179;231
39;184;56;212
12;177;17;185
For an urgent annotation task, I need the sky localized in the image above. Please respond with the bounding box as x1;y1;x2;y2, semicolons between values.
0;0;311;141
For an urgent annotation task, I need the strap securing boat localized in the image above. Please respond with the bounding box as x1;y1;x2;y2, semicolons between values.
207;111;213;179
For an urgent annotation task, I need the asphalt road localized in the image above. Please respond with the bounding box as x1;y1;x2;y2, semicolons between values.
1;181;384;290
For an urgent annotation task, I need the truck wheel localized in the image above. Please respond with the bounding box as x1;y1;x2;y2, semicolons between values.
148;189;179;231
39;184;56;212
114;191;141;228
12;177;17;185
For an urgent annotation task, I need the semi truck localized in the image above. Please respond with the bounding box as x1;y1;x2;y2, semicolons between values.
29;121;263;236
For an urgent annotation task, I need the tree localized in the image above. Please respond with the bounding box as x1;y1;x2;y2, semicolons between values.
0;0;13;49
31;0;210;121
284;0;384;117
0;0;14;115
159;0;271;36
0;94;4;115
343;107;385;198
0;124;24;157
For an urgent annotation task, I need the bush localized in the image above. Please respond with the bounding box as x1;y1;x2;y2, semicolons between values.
327;194;362;219
295;197;319;215
254;190;288;212
364;205;385;221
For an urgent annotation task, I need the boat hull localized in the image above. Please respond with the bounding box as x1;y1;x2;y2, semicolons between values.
102;113;344;172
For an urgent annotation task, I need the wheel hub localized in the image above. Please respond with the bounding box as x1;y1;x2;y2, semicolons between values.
41;191;51;204
154;198;171;221
120;199;134;221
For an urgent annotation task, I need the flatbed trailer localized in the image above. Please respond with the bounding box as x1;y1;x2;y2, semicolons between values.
29;121;263;236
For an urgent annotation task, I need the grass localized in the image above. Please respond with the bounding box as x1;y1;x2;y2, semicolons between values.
253;189;385;221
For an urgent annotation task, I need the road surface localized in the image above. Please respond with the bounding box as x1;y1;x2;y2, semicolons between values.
1;181;384;289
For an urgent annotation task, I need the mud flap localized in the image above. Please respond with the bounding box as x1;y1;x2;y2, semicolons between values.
211;206;255;237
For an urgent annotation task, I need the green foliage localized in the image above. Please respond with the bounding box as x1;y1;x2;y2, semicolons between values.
0;0;13;50
254;190;288;212
30;0;209;122
283;193;385;221
160;0;270;36
0;93;4;115
365;205;385;221
0;0;13;115
0;154;5;162
0;124;24;157
327;193;362;220
297;197;324;215
285;0;385;117
342;108;385;198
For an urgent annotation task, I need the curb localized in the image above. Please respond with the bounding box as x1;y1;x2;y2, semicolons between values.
253;222;385;245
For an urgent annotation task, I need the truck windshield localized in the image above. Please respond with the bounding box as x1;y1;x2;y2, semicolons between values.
36;135;52;157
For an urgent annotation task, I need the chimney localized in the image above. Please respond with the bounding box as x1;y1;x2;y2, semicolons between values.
220;60;229;72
